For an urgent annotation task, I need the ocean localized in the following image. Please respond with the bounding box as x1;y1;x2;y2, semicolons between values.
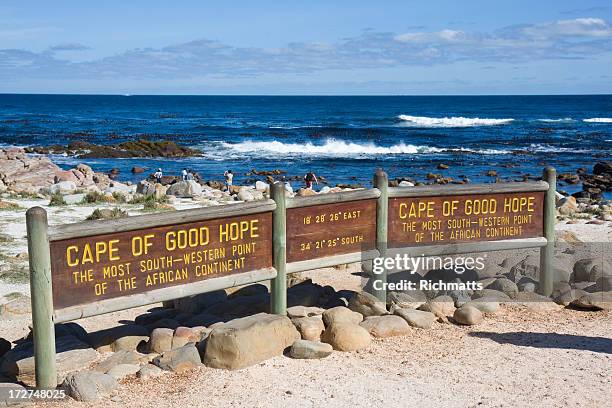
0;94;610;193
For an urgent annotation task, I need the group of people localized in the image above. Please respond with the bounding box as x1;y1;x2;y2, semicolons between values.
152;168;318;191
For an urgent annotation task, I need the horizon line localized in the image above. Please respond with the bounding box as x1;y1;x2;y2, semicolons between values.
1;92;612;97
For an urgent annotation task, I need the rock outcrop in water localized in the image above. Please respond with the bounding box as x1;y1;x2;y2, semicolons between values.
26;139;201;159
0;148;60;194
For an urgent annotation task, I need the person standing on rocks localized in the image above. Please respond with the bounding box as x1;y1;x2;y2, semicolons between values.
154;168;163;184
304;171;318;189
186;169;195;181
182;168;188;181
224;170;233;190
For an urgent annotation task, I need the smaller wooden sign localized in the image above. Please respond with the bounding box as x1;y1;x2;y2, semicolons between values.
286;199;377;263
388;191;544;247
50;212;272;310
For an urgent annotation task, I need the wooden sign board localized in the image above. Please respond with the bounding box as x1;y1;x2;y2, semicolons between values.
286;199;376;263
388;191;544;247
50;212;272;310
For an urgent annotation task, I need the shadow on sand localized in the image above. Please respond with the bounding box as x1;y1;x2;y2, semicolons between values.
469;331;612;354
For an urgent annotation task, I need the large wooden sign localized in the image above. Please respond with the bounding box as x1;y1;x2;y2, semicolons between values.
286;199;377;263
50;212;272;309
388;191;544;247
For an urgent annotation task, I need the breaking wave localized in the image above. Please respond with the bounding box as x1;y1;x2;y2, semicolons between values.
397;115;514;127
537;118;574;123
583;118;612;123
216;139;509;158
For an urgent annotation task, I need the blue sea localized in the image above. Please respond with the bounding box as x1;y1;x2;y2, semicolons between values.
0;94;611;193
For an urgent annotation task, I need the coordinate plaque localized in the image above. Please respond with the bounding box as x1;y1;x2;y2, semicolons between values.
286;199;376;263
50;212;272;309
388;191;544;247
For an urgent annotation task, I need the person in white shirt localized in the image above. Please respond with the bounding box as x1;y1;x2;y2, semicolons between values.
224;170;234;189
154;168;163;184
181;168;188;181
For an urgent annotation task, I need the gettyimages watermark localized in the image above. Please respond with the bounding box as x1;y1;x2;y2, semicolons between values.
358;241;611;301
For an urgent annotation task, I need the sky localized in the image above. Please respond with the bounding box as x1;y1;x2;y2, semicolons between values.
1;0;611;95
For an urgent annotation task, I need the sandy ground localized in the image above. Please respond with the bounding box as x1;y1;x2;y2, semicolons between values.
32;304;611;408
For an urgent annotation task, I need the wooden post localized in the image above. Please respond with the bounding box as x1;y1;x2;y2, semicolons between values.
26;207;57;389
372;169;388;303
270;182;287;315
539;167;556;297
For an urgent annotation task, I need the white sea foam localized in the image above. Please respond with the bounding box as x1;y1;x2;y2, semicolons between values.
537;118;574;123
397;115;514;127
216;139;509;158
583;118;612;123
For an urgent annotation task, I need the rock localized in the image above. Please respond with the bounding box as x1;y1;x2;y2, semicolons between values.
347;291;387;317
387;291;426;309
167;180;202;198
291;316;325;341
570;292;612;311
153;344;201;373
437;163;449;170
464;298;500;313
593;161;612;175
203;313;299;370
0;148;61;193
398;180;414;187
517;276;539;293
63;371;118;401
88;325;149;353
147;328;174;353
254;181;269;192
486;278;519;299
0;383;30;406
131;166;145;174
453;305;483;325
50;181;77;195
322;306;363;326
286;306;325;319
0;335;98;386
237;188;255;202
393;308;436;329
572;258;611;282
289;340;333;359
296;188;317;197
93;350;146;373
62;193;86;205
172;327;200;349
228;284;268;299
514;292;564;312
321;323;371;351
593;276;612;292
30;140;200;159
0;296;31;319
418;295;455;319
449;289;472;307
508;254;540;281
557;196;578;215
136;364;164;379
0;338;11;359
105;363;141;380
471;289;511;301
319;186;331;194
359;315;410;338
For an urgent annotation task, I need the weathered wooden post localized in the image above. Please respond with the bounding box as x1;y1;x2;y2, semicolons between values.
539;166;556;297
372;169;388;303
270;182;287;315
26;207;57;389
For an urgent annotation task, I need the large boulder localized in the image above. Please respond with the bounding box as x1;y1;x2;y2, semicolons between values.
166;180;202;198
49;181;77;195
321;323;371;351
348;291;387;317
0;148;60;193
418;295;456;319
147;328;174;353
486;278;519;299
0;335;98;387
203;313;299;370
359;315;410;338
62;370;118;402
